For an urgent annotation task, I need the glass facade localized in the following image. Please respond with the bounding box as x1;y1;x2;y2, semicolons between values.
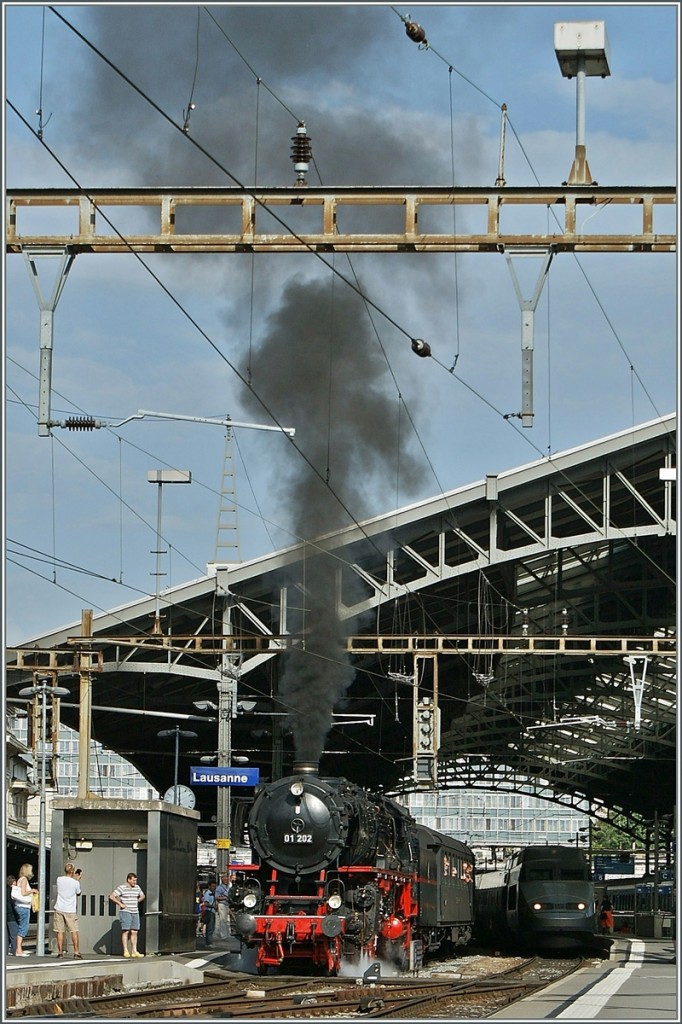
397;789;590;868
13;719;159;802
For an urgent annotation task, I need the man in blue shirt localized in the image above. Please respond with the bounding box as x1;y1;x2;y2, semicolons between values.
214;872;233;939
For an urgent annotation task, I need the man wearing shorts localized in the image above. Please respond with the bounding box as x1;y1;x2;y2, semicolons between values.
109;872;145;957
53;862;83;958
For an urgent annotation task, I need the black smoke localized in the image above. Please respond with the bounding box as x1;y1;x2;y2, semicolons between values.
50;5;484;761
57;6;484;188
239;274;428;761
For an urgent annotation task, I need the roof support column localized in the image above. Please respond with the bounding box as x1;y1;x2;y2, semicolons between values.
77;609;93;800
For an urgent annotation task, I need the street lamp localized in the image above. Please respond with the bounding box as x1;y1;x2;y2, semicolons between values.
18;677;69;957
157;725;198;805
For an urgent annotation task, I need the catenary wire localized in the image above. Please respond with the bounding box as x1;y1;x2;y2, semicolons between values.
6;9;675;729
45;7;414;347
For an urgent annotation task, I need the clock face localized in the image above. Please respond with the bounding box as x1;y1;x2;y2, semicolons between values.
163;784;196;809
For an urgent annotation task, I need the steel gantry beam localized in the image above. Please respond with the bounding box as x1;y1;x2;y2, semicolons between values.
5;185;676;254
7;632;675;666
7;184;675;434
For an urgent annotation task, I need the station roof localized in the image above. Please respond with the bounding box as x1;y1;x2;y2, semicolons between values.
6;414;676;841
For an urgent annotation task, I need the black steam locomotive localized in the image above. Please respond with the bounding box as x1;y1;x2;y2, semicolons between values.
475;845;596;951
231;762;475;974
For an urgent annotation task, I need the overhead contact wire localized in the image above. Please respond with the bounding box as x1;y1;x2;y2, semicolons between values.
8;101;392;566
45;9;413;345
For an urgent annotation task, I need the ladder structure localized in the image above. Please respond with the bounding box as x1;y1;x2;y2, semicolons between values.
214;424;240;565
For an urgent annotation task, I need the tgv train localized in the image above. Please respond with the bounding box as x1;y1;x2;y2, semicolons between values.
475;845;596;951
230;761;475;974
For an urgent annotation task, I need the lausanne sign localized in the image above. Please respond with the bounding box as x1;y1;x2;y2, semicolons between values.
190;766;260;786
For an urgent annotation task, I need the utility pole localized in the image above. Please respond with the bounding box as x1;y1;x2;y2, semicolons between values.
216;586;239;874
18;676;69;957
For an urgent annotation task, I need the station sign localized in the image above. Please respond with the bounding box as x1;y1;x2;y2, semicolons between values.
594;855;635;874
190;766;260;786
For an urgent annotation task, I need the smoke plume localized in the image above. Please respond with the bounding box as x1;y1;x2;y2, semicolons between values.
240;275;428;762
54;6;480;762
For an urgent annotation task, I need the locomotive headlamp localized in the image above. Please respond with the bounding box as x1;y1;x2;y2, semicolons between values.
577;901;587;911
327;894;342;910
290;781;304;797
243;892;258;909
532;901;543;911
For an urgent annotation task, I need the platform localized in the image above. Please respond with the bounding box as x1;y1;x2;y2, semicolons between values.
489;937;678;1020
4;934;246;1012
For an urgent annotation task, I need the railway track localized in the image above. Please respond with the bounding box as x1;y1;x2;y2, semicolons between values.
7;957;587;1018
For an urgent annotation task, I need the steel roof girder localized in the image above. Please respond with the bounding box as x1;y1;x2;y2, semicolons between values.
611;467;668;530
101;660;222;682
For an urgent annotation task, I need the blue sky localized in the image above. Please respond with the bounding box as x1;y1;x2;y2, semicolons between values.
3;3;678;643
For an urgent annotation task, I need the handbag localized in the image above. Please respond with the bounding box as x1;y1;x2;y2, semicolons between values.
31;890;40;913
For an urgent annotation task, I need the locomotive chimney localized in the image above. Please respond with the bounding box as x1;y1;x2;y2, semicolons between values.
293;760;319;775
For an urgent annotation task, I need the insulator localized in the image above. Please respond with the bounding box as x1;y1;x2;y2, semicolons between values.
64;416;97;431
411;338;431;358
290;122;312;185
405;21;427;45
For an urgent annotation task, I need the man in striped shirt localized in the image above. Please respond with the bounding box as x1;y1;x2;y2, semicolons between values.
109;872;146;957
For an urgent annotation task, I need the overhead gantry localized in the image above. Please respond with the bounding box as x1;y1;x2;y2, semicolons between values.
5;183;676;432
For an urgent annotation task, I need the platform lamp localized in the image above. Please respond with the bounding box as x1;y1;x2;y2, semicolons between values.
554;20;611;185
576;825;590;850
157;725;198;805
19;677;70;957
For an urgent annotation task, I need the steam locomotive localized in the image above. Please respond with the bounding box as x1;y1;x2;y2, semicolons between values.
474;845;596;951
230;762;475;975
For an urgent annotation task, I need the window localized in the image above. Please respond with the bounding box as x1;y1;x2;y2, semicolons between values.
523;867;553;881
507;884;517;910
10;792;28;822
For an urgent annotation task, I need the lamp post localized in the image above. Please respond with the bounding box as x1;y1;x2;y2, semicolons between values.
157;726;198;805
19;677;69;957
576;825;590;851
554;20;611;185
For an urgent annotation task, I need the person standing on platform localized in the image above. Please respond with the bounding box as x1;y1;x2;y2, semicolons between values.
109;872;145;957
202;880;217;948
599;896;614;935
194;880;204;939
214;872;232;939
53;863;83;958
6;875;21;955
11;865;37;957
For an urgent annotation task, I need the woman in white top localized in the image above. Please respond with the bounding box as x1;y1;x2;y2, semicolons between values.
11;864;37;956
